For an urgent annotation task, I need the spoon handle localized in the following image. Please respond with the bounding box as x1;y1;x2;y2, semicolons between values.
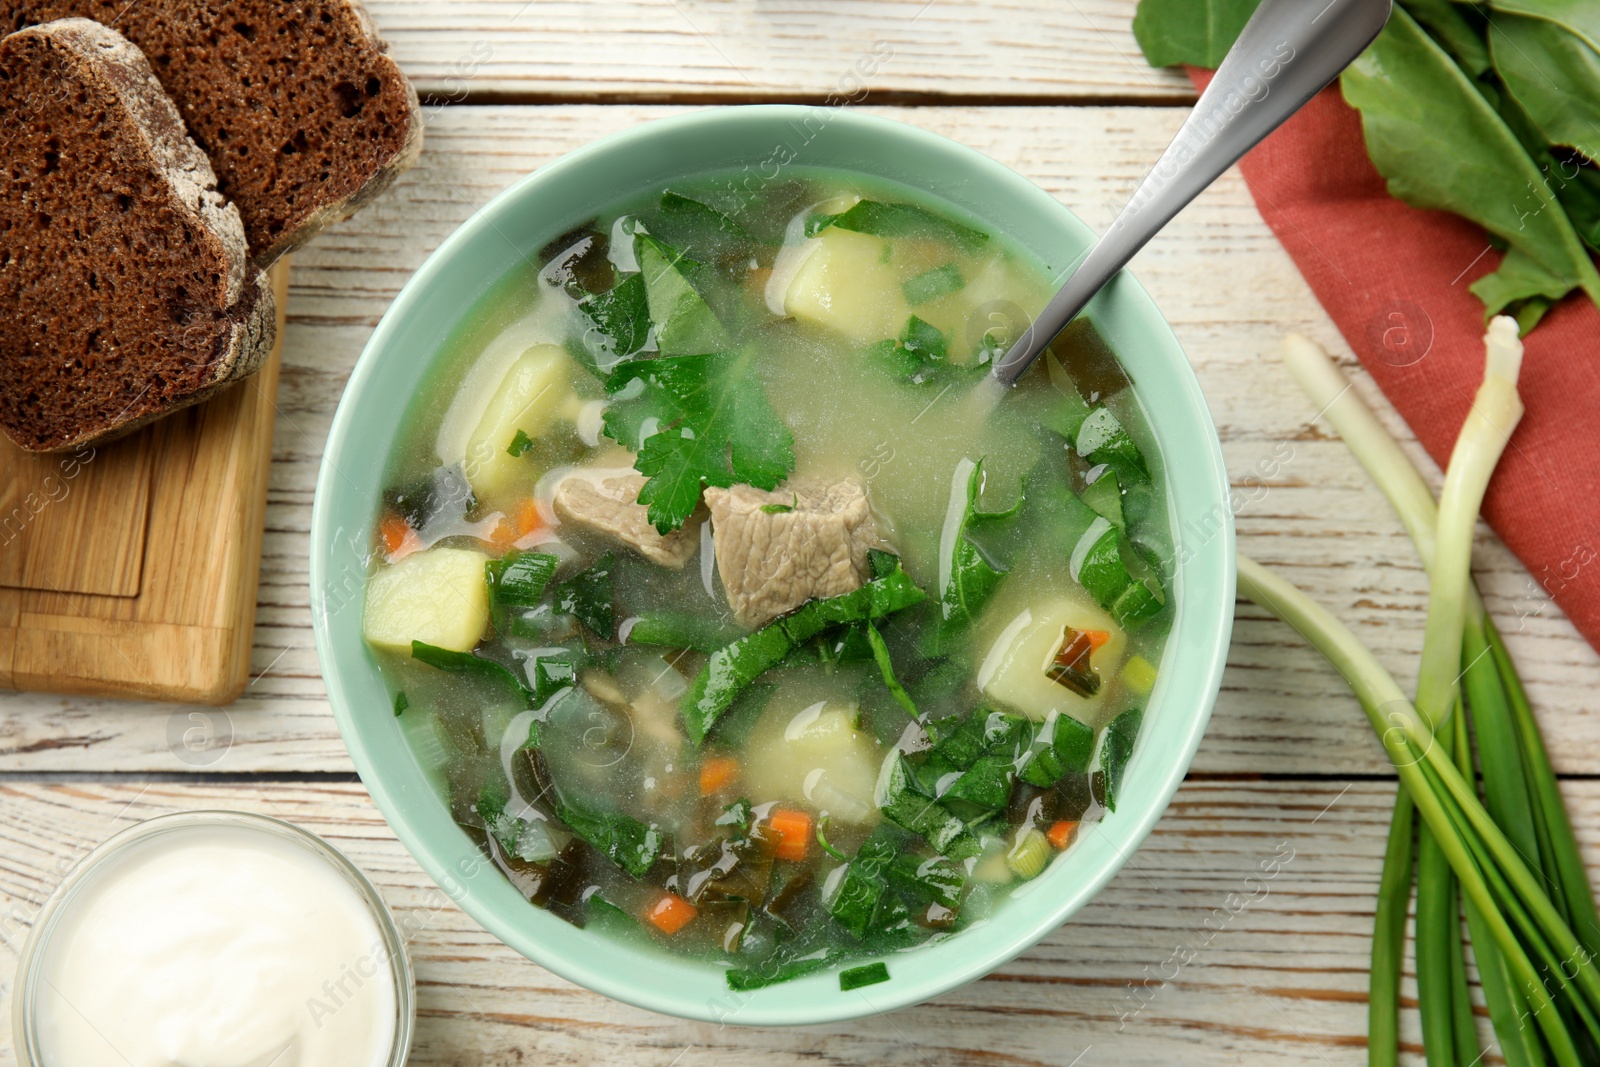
992;0;1392;386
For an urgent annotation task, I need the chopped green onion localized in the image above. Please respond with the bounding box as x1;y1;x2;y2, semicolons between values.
486;550;559;611
839;962;890;991
392;690;409;717
622;611;742;654
1005;828;1051;880
814;816;850;862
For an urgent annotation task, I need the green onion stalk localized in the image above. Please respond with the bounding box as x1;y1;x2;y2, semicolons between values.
1258;325;1600;1065
1237;556;1600;1065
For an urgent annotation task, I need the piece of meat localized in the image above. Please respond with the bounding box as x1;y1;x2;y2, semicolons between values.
552;470;699;568
704;479;880;629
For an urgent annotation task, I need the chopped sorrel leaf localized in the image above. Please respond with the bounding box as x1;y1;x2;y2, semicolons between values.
654;190;755;258
1100;706;1143;813
865;622;917;717
928;457;1019;652
410;641;532;706
556;799;661;879
383;463;475;538
899;315;948;362
808;199;989;252
681;556;926;744
636;233;732;357
725;948;843;991
902;263;965;307
553;553;617;640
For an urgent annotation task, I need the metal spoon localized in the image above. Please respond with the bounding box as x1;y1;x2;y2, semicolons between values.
991;0;1393;386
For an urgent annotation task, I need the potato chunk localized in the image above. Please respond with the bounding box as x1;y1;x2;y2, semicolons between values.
744;700;882;826
463;343;577;500
363;546;491;654
977;598;1126;726
781;227;910;344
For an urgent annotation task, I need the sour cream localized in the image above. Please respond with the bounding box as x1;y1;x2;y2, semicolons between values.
21;815;405;1067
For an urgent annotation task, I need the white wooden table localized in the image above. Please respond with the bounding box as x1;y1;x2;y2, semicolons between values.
4;4;1597;1063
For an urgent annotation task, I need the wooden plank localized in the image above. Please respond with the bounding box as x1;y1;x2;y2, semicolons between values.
0;105;1594;774
0;434;152;598
2;776;1594;1064
368;0;1193;103
0;261;288;704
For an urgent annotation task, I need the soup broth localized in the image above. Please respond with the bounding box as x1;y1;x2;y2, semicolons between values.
363;170;1173;992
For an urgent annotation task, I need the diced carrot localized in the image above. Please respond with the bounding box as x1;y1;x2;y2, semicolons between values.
513;498;544;539
380;513;409;555
1084;629;1112;652
487;515;516;551
698;756;740;796
1046;820;1079;850
379;513;422;562
768;808;812;862
646;892;697;935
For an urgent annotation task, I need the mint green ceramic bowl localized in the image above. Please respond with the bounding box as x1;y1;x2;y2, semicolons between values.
311;105;1234;1026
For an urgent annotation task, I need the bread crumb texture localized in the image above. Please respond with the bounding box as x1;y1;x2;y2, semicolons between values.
6;0;423;262
0;18;270;451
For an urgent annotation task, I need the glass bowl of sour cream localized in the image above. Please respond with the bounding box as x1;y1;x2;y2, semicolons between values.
11;809;414;1067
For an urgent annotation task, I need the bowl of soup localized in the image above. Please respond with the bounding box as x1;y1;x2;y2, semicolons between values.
311;105;1234;1025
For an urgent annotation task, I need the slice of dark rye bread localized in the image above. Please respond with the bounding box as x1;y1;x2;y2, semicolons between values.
0;18;274;452
5;0;423;266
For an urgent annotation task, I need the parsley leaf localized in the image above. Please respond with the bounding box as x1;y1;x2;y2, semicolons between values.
578;273;651;361
603;352;794;533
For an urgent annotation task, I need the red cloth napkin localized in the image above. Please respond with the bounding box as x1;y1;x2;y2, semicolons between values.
1188;68;1600;653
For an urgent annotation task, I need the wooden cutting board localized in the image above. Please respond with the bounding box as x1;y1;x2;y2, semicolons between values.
0;260;289;705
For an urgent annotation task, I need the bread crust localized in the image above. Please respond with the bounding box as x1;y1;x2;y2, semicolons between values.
0;19;276;452
39;272;278;452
